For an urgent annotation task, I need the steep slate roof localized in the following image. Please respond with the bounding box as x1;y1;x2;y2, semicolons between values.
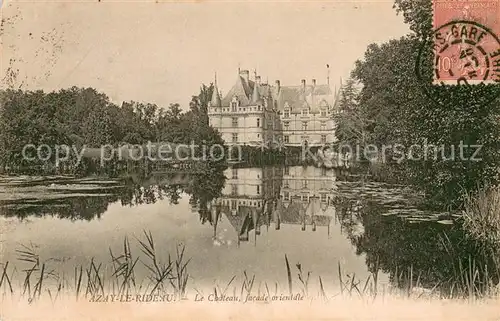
218;72;338;112
250;80;263;104
221;76;252;107
210;82;222;107
220;76;275;107
273;84;334;114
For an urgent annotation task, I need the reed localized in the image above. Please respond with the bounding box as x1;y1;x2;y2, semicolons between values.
0;262;13;295
284;255;292;296
239;271;255;300
171;243;190;299
136;230;170;295
1;235;498;303
296;263;311;297
462;185;500;252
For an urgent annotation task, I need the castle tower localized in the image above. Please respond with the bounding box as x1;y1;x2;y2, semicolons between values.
210;73;222;107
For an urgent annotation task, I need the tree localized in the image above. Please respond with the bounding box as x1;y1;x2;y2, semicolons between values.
348;0;500;208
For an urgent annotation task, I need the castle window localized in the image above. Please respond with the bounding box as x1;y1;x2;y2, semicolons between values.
321;135;327;143
284;121;289;131
232;133;238;143
256;185;260;194
321;109;327;117
257;118;260;127
284;179;289;188
231;102;237;112
232;168;238;179
321;193;328;203
258;105;261;111
284;167;290;175
231;184;238;195
321;121;326;130
232;117;238;127
231;199;237;209
302;109;309;116
284;192;290;201
284;109;290;118
302;180;308;188
302;122;308;131
284;135;289;143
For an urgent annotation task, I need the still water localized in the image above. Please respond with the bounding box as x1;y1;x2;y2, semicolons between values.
0;166;487;296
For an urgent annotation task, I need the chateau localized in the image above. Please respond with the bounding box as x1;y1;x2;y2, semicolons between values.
208;69;338;148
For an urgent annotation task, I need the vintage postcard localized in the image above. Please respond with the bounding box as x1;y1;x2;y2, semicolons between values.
0;0;499;320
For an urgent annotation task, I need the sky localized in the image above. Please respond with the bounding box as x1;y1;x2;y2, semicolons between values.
0;0;410;109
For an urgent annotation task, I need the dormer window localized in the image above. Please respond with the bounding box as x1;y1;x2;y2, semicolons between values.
302;109;309;117
231;97;239;112
321;108;327;117
284;109;290;118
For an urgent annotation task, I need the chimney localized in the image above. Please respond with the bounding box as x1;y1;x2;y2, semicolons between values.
312;79;316;87
301;79;306;91
240;70;249;83
275;80;280;93
255;75;261;85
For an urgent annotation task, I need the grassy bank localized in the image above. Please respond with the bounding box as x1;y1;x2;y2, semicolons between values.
463;186;500;254
0;232;498;304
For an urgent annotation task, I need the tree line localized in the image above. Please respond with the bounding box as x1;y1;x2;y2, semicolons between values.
334;0;500;209
0;84;224;174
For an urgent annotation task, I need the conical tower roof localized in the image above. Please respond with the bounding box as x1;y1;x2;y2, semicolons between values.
250;81;262;104
210;73;222;107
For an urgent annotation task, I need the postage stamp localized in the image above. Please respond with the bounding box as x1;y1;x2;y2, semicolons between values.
432;0;500;84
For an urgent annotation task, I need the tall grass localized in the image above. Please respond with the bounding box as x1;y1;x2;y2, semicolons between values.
462;185;500;251
0;233;498;303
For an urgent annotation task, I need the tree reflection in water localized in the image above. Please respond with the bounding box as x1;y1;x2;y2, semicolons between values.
0;168;227;223
1;165;498;298
335;199;500;297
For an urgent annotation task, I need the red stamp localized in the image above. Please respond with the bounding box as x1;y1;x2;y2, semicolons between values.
432;0;500;84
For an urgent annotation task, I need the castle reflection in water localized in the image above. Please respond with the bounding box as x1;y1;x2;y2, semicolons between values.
209;166;337;244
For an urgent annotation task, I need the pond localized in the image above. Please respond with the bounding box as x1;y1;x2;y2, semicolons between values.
0;166;496;299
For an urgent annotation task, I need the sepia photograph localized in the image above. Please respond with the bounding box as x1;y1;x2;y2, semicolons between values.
0;0;499;320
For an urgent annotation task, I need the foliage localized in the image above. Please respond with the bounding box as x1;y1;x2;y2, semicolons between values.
0;84;225;173
333;78;367;147
334;0;500;208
